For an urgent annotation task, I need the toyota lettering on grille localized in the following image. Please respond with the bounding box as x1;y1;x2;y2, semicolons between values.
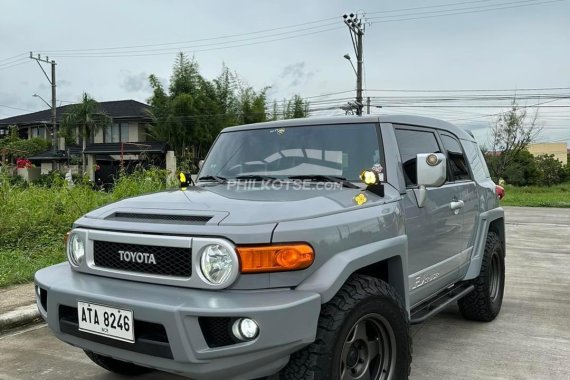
118;250;157;265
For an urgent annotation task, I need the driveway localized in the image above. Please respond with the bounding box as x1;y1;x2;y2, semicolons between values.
1;207;569;380
410;207;570;380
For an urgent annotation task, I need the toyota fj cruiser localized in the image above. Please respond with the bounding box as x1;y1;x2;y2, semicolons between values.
35;115;506;380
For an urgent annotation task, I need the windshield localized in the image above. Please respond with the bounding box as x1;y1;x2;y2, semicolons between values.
200;123;383;181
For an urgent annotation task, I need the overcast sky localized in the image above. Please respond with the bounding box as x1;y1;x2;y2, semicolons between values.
1;0;569;146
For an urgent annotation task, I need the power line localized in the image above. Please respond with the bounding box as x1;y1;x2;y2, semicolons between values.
369;0;557;19
0;52;27;63
51;26;344;58
0;59;30;71
365;87;570;93
367;0;498;15
40;17;339;54
48;22;341;58
368;0;567;23
35;1;504;55
0;104;34;112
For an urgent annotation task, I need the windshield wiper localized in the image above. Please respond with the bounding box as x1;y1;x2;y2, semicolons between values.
287;175;360;189
234;175;277;181
197;175;227;184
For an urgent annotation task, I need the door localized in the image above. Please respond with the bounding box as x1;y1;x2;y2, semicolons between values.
394;126;469;306
438;132;478;254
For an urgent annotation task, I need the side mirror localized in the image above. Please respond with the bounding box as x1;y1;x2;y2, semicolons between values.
416;153;446;208
198;160;204;170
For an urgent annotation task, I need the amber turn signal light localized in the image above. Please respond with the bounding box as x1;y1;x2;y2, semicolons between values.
236;244;315;273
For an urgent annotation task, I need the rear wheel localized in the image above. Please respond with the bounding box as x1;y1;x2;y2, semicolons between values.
458;232;505;321
280;275;411;380
84;350;153;376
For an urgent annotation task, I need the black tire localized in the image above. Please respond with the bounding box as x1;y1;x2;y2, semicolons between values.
458;232;505;322
280;275;411;380
84;350;153;376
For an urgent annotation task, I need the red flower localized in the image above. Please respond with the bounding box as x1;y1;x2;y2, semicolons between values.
16;158;33;169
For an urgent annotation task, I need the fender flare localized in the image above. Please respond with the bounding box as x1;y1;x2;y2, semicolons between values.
296;235;410;312
464;207;505;280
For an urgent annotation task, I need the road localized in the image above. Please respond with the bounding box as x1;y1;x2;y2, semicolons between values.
1;207;569;380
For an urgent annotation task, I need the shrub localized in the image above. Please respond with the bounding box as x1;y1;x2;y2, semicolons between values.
534;154;565;187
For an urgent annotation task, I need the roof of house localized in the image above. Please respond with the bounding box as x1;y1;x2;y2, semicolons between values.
0;100;152;126
83;142;168;155
27;145;82;161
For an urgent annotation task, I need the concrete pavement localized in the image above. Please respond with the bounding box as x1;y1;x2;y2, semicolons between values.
0;283;40;333
0;207;569;379
410;207;570;380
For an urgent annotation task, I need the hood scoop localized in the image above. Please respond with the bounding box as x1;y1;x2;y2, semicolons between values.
106;212;213;225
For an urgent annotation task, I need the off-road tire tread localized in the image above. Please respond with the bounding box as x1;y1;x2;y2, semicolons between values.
458;232;504;322
84;350;153;376
280;274;411;380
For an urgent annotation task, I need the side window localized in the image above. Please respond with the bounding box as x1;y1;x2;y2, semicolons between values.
441;133;471;181
463;141;490;181
394;128;441;187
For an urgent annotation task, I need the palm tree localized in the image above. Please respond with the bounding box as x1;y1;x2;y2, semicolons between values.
61;93;112;174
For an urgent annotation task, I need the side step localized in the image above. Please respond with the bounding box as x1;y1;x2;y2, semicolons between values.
410;284;474;325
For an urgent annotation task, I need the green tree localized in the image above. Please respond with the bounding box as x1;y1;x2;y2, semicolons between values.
497;150;539;186
146;54;271;167
488;100;541;180
0;125;51;164
282;95;309;119
534;154;565;186
60;93;112;173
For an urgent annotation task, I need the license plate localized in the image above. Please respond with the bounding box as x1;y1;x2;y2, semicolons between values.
77;301;134;343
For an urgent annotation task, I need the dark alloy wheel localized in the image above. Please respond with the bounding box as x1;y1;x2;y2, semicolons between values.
458;231;505;322
340;313;396;380
280;275;411;380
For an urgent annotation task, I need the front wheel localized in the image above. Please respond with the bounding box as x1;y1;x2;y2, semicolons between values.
280;275;411;380
84;350;153;376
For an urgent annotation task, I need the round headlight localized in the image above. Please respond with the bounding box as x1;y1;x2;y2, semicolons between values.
200;244;235;285
68;233;85;266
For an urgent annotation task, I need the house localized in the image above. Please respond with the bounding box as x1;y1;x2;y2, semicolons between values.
0;100;175;182
527;142;568;165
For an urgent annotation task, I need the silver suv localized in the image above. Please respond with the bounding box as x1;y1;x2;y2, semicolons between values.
35;115;505;380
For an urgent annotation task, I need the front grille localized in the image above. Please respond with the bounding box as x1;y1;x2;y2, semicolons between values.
93;241;192;277
59;305;172;359
106;212;212;225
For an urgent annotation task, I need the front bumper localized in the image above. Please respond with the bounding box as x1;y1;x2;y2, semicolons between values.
35;263;321;380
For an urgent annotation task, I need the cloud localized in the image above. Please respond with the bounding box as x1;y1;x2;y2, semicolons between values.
120;71;150;93
280;62;315;88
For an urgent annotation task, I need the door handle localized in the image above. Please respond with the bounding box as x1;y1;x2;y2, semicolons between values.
450;200;464;210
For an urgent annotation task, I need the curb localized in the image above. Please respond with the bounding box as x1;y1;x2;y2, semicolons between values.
0;304;41;333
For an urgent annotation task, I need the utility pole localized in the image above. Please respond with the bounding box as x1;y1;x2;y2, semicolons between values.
343;13;366;116
29;52;58;168
367;97;371;114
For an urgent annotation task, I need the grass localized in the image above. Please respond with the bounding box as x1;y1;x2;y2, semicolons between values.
1;169;568;287
0;168;170;288
500;182;570;208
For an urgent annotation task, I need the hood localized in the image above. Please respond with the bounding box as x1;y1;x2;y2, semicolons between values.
85;184;387;226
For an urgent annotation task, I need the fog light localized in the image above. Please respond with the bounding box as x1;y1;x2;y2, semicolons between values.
232;318;259;341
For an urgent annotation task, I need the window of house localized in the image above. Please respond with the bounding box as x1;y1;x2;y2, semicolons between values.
104;123;130;142
394;127;441;187
440;133;471;181
31;126;45;139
